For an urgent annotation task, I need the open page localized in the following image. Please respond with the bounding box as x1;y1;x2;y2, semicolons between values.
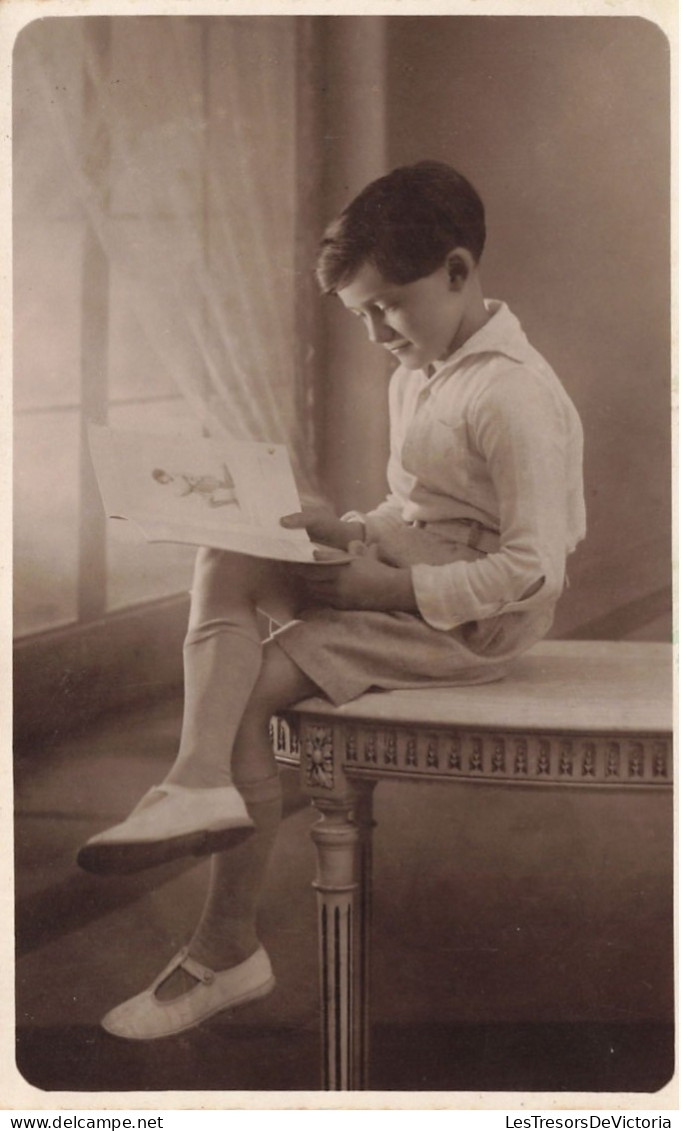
88;425;322;563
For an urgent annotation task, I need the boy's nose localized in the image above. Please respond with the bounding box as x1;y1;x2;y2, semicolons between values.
366;312;394;344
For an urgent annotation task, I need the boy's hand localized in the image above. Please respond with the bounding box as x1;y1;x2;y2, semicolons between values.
281;506;364;550
294;543;418;613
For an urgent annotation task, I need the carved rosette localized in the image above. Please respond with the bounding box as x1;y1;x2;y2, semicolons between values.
304;725;335;790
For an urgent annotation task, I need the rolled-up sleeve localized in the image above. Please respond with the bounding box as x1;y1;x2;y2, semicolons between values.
411;368;576;630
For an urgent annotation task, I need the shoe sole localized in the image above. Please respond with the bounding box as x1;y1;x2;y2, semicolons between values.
77;823;255;875
102;975;277;1040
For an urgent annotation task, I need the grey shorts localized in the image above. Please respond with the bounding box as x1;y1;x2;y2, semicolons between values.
269;522;555;706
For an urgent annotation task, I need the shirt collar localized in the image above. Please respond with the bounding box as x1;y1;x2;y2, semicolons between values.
427;300;531;378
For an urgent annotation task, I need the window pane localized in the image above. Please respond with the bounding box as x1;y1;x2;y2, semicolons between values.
105;399;200;611
13;20;85;222
14;218;84;411
14;412;80;635
107;216;208;404
108;17;204;219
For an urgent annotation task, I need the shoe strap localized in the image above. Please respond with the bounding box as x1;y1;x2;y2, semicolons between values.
151;947;216;989
151;946;191;990
145;783;182;798
130;782;186;815
179;952;216;984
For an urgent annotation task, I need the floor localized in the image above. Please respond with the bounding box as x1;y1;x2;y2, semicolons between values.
14;695;675;1097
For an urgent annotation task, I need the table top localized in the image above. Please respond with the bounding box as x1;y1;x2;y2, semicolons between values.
291;640;674;735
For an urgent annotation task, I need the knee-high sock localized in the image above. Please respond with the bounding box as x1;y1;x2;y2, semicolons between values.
165;623;263;789
188;773;283;969
154;774;282;1001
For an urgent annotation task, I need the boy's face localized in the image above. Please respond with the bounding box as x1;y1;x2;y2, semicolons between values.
337;258;472;371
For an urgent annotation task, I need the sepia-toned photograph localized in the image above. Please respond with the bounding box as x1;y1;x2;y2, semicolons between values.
10;5;673;1104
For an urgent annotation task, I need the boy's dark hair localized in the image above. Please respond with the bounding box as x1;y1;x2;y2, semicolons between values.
316;161;486;294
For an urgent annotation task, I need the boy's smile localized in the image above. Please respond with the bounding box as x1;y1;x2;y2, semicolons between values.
337;256;486;371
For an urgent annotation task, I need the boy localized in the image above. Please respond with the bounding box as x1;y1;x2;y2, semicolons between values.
78;161;585;1039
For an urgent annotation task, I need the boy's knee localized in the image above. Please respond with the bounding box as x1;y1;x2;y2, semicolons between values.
194;546;232;581
249;640;315;714
185;551;261;635
191;547;256;602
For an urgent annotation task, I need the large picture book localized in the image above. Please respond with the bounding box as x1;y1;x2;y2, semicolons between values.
88;425;343;564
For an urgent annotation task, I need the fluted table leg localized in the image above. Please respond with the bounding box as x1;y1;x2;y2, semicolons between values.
352;781;376;1088
310;784;374;1091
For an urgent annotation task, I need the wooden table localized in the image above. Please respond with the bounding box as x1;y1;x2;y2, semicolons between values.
273;639;673;1091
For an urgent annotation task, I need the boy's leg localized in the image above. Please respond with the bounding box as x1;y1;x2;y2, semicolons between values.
138;640;317;1005
165;547;301;789
188;640;316;961
78;549;309;875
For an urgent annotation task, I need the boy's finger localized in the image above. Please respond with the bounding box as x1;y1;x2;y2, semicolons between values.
312;547;351;563
348;540;380;559
280;512;304;528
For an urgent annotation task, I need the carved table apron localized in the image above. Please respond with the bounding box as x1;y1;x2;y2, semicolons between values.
273;639;673;1091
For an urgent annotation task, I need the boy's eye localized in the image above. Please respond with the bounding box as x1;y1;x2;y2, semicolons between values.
349;302;398;319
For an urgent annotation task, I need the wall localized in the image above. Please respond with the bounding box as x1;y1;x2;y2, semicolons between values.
358;20;673;1030
316;18;392;513
372;778;672;1026
325;15;670;640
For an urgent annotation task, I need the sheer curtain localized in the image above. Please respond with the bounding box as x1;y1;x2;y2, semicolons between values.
14;16;320;633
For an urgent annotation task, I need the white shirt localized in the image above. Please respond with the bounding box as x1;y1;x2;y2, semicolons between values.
355;301;586;631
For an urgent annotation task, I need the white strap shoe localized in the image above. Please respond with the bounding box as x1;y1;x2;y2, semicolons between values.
101;946;275;1040
77;783;255;874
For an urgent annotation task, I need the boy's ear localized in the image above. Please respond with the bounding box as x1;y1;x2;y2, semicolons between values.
446;250;471;288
